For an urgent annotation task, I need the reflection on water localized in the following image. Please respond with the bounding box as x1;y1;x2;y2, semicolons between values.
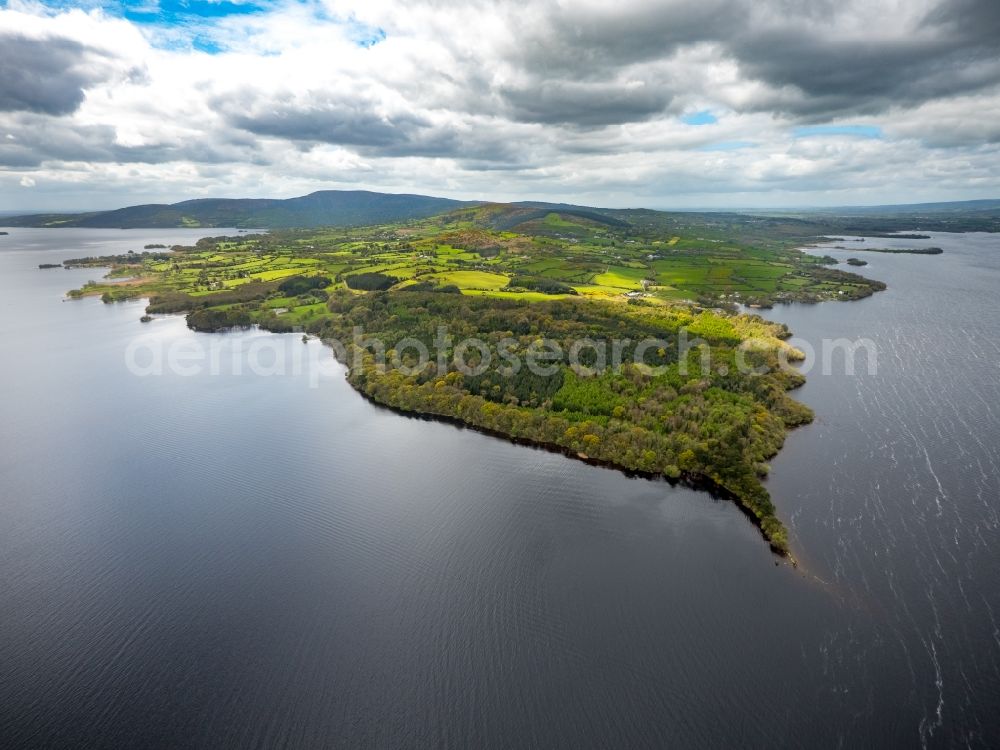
0;228;998;747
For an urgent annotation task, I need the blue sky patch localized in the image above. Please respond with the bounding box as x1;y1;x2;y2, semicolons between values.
793;124;883;139
349;22;386;48
15;1;387;52
119;0;269;23
20;0;273;53
191;35;224;54
681;110;718;126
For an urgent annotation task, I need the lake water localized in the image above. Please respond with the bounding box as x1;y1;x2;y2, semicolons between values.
0;227;997;748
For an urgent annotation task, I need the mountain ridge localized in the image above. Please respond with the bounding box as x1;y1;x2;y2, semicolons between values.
2;190;476;229
4;191;999;230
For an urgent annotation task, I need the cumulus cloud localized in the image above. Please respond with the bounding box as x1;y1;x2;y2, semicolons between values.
0;33;116;115
219;90;430;149
1;0;999;210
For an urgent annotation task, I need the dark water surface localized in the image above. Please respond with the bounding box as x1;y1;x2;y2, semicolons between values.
0;228;997;748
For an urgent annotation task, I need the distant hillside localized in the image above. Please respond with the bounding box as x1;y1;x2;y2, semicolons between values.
439;202;630;234
806;199;1000;216
738;199;1000;234
3;190;474;229
5;192;998;234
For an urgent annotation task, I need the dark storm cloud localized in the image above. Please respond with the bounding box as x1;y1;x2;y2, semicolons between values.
509;0;746;75
214;91;523;162
0;114;257;168
922;0;1000;45
0;118;120;167
500;80;674;126
0;33;114;116
369;127;521;162
495;0;1000;123
728;4;1000;119
218;92;431;149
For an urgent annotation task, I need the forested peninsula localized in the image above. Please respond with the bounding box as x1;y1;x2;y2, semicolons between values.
58;204;901;557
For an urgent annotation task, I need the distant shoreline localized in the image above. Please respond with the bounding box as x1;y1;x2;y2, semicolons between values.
833;246;944;255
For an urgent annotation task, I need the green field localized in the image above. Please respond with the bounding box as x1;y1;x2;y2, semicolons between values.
429;270;510;289
65;203;885;332
58;203;895;558
593;266;648;290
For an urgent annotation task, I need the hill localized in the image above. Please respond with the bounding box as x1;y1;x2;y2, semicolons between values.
3;190;473;229
743;199;1000;233
6;192;999;235
437;202;630;235
804;199;1000;216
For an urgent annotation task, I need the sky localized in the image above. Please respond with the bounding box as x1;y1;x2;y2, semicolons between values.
1;0;999;212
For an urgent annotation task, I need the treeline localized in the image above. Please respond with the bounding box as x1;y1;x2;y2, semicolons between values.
508;276;579;295
63;250;172;267
187;308;254;332
278;275;331;295
146;280;280;313
401;281;461;294
345;272;399;291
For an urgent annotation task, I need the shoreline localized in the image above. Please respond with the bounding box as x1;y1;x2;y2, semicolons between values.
76;286;806;561
322;336;801;563
111;294;801;561
56;223;909;565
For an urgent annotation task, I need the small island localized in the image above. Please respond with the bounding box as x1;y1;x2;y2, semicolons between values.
38;263;63;269
846;258;868;266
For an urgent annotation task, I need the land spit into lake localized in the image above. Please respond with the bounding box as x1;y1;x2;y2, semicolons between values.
52;207;906;556
324;292;812;558
833;245;944;255
861;246;944;254
856;233;932;239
